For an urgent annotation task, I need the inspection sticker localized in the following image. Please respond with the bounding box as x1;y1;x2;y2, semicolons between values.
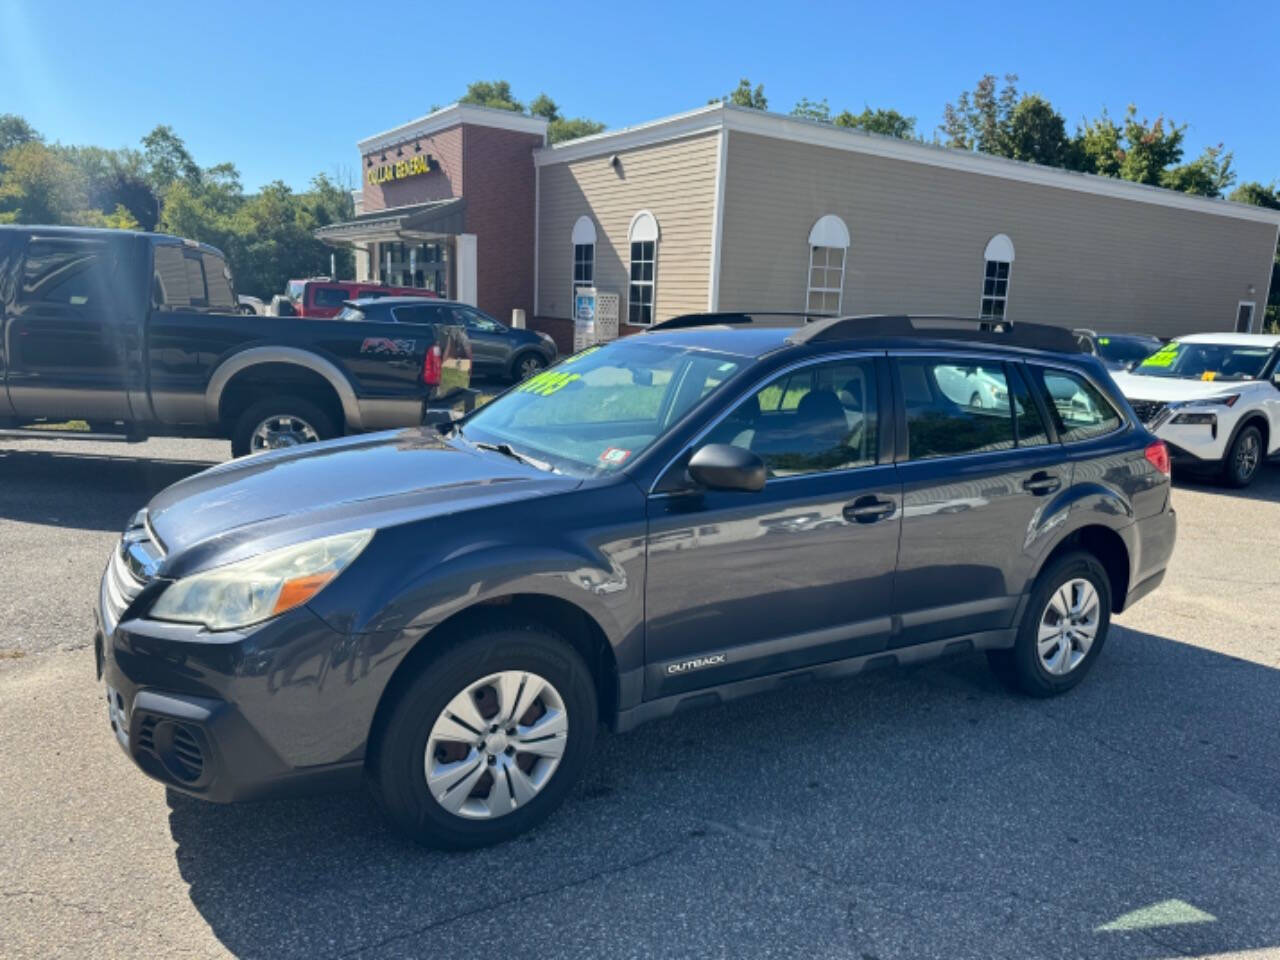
599;447;631;466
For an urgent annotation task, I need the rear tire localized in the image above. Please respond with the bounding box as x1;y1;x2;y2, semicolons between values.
988;551;1112;698
1221;423;1263;488
371;623;597;849
229;395;337;458
511;352;546;382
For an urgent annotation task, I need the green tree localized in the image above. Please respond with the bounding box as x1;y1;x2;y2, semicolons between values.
0;141;87;224
1116;107;1184;186
529;93;559;120
142;124;201;194
1005;95;1069;166
791;97;831;123
939;73;1020;154
0;114;42;163
62;145;159;229
1071;110;1124;177
460;80;523;112
833;107;917;139
712;78;767;110
1161;144;1236;197
547;117;606;144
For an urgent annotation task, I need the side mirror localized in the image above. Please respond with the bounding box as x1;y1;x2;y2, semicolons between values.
688;444;766;492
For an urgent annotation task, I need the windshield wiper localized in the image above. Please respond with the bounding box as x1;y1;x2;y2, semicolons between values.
473;441;554;472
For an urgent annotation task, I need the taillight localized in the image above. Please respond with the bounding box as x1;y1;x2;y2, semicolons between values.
1144;440;1171;476
421;344;442;386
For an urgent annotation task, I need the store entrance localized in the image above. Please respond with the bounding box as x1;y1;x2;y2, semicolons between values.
376;240;451;296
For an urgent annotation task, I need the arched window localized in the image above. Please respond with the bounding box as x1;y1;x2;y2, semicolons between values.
980;234;1015;320
571;216;596;308
628;210;659;325
806;214;850;314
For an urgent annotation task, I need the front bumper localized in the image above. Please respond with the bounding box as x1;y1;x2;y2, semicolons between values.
94;602;380;803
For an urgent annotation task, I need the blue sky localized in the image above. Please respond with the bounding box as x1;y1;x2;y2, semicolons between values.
3;0;1277;193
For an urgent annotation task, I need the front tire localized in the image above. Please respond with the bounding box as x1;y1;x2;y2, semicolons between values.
230;395;337;458
989;551;1111;697
1221;423;1263;488
371;623;597;849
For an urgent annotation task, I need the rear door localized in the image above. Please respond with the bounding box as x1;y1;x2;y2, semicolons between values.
6;233;133;420
447;305;508;377
890;354;1064;647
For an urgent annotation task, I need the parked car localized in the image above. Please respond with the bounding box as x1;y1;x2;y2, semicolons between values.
236;294;266;316
284;277;440;318
96;312;1175;849
1111;332;1280;486
336;297;557;382
0;226;472;457
933;362;1009;408
1074;329;1166;370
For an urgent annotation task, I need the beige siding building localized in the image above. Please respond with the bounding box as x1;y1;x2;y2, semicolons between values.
532;103;1280;347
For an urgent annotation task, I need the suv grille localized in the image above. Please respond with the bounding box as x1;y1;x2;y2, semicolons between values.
1129;399;1167;426
101;511;164;632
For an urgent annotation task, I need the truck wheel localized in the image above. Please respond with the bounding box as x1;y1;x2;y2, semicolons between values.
230;396;337;458
1221;423;1263;488
988;550;1112;698
371;622;597;849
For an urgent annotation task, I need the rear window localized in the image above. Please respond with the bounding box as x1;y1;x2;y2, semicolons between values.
153;244;234;311
20;237;117;306
393;304;445;324
1031;367;1124;442
202;253;235;310
311;287;351;308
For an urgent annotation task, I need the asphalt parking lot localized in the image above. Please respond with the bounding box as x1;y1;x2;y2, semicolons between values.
1;435;1277;960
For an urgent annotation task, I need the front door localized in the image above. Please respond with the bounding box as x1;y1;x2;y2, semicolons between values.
451;306;508;377
890;356;1065;646
5;234;132;420
644;355;902;699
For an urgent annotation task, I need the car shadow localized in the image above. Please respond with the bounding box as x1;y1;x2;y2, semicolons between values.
1173;460;1280;502
167;626;1280;959
0;448;216;531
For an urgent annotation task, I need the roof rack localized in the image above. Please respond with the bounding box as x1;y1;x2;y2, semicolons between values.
651;311;1080;354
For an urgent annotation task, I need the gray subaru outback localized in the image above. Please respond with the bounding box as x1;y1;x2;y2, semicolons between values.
96;313;1175;848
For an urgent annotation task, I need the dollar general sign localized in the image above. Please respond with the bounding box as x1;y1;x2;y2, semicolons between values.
367;154;436;186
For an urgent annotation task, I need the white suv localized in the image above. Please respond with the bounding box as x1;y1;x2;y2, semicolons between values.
1111;333;1280;487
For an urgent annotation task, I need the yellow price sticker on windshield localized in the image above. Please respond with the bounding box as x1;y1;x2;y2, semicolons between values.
518;371;581;396
1141;345;1178;368
563;345;601;365
1201;371;1217;381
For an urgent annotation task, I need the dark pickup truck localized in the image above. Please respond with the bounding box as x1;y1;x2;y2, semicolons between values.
0;226;472;456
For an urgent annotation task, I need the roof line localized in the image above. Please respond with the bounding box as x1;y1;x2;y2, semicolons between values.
533;103;1280;226
358;103;548;154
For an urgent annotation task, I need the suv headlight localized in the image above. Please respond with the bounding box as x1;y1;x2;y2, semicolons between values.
150;530;373;631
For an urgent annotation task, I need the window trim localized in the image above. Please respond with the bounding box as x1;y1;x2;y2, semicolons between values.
627;210;660;326
1236;300;1256;334
648;350;892;495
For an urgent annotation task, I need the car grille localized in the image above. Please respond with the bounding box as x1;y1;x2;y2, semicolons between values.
1129;399;1168;426
101;511;164;632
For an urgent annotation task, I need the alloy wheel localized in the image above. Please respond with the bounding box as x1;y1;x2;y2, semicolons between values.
1235;431;1260;480
424;671;568;820
250;414;320;452
1036;578;1100;675
518;355;544;380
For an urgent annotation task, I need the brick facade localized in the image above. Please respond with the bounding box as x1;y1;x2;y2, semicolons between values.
360;125;462;213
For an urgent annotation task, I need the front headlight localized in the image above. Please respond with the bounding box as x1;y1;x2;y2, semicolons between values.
150;530;373;631
1171;411;1216;425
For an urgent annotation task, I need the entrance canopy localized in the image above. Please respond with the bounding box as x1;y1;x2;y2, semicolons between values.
315;197;467;247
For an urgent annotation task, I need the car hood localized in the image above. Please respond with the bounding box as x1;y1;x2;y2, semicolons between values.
146;429;579;574
1110;371;1251;403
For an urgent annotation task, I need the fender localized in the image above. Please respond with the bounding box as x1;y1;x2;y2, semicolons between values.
203;346;364;430
1221;409;1271;460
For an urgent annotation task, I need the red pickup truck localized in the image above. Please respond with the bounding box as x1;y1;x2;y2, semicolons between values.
283;278;439;318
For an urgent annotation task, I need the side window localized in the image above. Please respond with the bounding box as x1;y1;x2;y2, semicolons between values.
706;358;878;478
183;255;208;307
1031;367;1123;442
393;304;444;325
153;244;192;309
312;287;350;308
462;309;501;333
20;238;114;306
899;358;1015;459
1008;365;1051;447
202;253;235;310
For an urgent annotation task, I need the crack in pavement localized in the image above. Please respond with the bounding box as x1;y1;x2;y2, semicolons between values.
330;840;690;960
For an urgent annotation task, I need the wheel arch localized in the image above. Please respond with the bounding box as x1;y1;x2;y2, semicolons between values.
365;592;621;764
1226;410;1269;457
1034;523;1131;614
205;347;363;430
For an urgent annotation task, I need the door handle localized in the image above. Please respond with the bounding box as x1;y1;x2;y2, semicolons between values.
1023;472;1062;495
843;495;896;523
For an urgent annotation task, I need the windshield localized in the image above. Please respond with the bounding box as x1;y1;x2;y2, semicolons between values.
1133;341;1272;380
461;340;745;476
1095;335;1163;366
